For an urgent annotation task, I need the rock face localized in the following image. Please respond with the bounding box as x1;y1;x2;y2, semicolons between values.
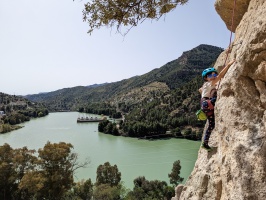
215;0;250;32
172;0;266;199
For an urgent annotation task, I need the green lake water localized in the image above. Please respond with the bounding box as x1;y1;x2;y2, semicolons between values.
0;112;200;189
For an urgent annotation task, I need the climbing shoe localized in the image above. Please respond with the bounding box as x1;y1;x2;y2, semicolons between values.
201;143;212;151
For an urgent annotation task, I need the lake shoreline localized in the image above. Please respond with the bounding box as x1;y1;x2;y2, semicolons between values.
0;112;200;189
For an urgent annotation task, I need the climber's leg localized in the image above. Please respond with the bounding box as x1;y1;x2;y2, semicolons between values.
204;113;215;144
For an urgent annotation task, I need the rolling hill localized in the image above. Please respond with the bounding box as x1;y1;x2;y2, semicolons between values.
25;44;223;112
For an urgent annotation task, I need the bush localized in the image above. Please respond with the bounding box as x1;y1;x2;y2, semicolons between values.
171;127;182;137
0;124;11;133
38;112;44;117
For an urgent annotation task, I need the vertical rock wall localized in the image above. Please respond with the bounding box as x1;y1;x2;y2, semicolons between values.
173;0;266;199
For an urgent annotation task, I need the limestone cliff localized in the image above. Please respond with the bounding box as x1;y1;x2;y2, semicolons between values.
215;0;250;32
172;0;266;199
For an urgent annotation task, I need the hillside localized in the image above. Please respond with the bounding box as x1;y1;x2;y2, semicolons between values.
116;75;206;138
0;92;48;133
26;44;223;112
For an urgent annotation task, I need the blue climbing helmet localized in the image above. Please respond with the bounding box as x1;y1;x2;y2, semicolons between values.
202;68;218;79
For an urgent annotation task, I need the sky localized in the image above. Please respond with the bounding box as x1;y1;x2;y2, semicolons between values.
0;0;231;95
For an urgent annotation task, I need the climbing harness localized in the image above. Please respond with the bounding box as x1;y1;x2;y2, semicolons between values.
196;98;215;121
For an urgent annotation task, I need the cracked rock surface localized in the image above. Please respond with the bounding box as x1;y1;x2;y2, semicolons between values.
172;0;266;199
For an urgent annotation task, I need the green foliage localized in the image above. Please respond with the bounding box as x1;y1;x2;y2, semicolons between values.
0;142;185;199
17;142;79;199
168;160;184;186
122;120;167;138
73;179;93;200
183;128;192;136
38;111;44;117
171;127;182;137
98;120;120;136
96;162;121;187
120;75;206;138
164;186;176;200
4;113;29;125
0;92;49;133
0;144;37;200
126;176;174;200
81;0;188;34
81;102;122;118
93;184;125;200
0;124;11;133
93;162;128;200
98;120;109;132
0;142;89;200
0;144;16;199
182;128;202;140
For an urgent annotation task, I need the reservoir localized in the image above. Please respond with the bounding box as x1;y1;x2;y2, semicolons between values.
0;112;200;189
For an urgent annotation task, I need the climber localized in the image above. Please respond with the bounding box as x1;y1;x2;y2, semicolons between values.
199;59;236;151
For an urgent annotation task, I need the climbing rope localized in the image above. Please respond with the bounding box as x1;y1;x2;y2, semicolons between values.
217;0;237;91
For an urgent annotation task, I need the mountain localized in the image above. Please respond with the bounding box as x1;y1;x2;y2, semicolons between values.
25;44;223;112
86;83;109;88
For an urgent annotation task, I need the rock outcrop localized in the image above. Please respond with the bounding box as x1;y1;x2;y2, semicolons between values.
215;0;250;32
172;0;266;199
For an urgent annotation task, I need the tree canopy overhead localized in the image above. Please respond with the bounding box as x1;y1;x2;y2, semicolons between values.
82;0;188;34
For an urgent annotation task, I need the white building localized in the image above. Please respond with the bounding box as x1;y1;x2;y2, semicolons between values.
0;111;5;116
